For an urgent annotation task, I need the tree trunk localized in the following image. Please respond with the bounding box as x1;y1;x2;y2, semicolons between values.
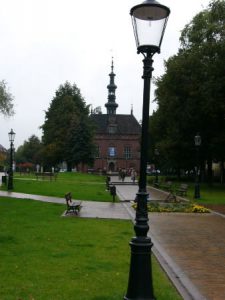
67;162;72;172
176;167;181;181
207;157;213;186
220;161;225;184
200;161;205;183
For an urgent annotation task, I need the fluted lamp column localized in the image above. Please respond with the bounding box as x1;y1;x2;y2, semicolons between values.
194;133;201;199
8;129;16;190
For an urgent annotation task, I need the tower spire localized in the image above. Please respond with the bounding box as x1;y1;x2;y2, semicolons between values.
105;57;118;115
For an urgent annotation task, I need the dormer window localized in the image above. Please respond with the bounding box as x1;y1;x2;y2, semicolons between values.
108;125;117;134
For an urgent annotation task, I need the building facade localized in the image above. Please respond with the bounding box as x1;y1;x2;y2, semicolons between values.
90;60;141;173
0;144;7;172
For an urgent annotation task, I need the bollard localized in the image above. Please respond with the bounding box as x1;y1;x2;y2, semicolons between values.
110;185;116;202
106;176;111;190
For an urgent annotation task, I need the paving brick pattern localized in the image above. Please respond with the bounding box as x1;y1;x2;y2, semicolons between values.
149;213;225;300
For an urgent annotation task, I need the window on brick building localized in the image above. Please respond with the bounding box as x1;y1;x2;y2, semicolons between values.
108;147;116;157
108;125;117;134
95;145;100;158
124;146;132;159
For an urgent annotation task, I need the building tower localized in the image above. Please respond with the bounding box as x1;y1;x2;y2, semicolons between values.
105;58;118;115
90;59;141;173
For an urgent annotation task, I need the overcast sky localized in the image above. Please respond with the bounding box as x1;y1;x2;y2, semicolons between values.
0;0;211;149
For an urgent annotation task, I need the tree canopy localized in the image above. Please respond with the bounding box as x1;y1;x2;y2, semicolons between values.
150;0;225;180
15;135;43;166
0;80;14;116
41;82;95;170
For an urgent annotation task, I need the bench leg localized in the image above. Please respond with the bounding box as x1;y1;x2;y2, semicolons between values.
165;192;177;202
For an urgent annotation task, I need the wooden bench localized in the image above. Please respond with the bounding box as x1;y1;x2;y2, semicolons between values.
176;183;188;197
35;172;57;181
161;181;173;191
153;181;160;188
164;191;180;203
65;192;82;215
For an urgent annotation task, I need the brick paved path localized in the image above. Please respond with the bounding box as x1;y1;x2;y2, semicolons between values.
150;213;225;300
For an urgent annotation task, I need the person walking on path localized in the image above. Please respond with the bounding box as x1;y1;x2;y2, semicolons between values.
130;169;137;184
121;169;126;182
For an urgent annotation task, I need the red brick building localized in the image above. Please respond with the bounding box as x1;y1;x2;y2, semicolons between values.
90;60;141;173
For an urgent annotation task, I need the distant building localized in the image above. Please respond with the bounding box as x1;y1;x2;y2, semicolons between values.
0;144;7;171
90;59;141;173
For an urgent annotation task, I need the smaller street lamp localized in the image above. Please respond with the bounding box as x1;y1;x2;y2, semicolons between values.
154;148;159;185
194;133;201;199
8;129;15;190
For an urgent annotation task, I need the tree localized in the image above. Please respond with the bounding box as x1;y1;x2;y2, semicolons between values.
180;0;225;183
0;80;14;116
64;116;96;170
41;81;95;170
15;135;43;166
151;0;225;181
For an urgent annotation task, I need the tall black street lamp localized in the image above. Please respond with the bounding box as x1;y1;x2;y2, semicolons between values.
194;133;201;199
124;1;170;299
8;129;15;190
154;148;159;185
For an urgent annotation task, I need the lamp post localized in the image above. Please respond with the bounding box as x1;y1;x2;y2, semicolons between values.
8;129;15;190
154;148;159;185
124;1;170;299
194;133;201;199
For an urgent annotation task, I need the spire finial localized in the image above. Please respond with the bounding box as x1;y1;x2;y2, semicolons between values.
111;56;114;72
105;57;118;115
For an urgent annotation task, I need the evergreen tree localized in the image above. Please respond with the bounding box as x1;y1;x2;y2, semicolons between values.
41;81;95;170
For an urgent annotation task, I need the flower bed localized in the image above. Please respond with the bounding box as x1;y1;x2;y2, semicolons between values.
132;201;210;213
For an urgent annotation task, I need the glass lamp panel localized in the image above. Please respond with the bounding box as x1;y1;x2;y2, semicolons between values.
154;148;159;156
8;129;15;142
195;135;201;146
132;16;167;49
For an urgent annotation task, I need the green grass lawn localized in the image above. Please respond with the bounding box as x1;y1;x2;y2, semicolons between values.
1;172;113;202
181;182;225;204
196;183;225;205
0;197;182;300
3;172;225;204
148;176;225;205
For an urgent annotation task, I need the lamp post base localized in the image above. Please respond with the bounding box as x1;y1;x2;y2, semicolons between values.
124;236;155;300
7;174;13;190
